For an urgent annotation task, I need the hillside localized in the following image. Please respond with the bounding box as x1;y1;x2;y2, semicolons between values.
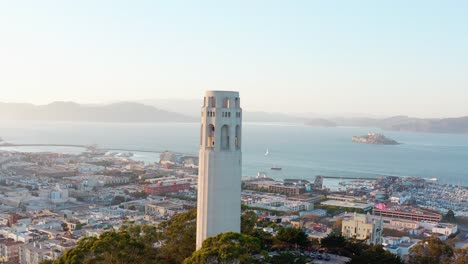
308;116;468;134
0;102;195;122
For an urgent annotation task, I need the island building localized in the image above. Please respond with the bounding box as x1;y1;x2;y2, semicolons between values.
196;91;242;250
342;212;383;245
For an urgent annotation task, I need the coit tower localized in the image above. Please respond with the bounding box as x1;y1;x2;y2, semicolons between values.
196;90;242;250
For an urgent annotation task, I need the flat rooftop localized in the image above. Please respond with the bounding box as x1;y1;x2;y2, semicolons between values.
321;200;373;210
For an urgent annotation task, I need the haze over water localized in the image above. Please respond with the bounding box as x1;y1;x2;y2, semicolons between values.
1;121;467;186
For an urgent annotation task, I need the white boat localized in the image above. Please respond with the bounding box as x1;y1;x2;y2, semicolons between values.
264;148;269;156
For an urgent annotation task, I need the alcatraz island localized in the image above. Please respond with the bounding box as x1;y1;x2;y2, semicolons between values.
352;132;400;145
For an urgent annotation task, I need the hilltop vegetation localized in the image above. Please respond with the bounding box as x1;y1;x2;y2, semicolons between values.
44;209;466;264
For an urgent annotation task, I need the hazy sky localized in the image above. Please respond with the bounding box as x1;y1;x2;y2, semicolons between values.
1;1;467;117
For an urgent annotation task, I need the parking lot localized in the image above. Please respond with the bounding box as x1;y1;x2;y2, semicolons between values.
311;253;350;264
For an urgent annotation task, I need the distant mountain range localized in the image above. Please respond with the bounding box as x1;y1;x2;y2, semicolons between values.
0;101;302;123
1;101;467;133
305;116;468;134
0;101;194;122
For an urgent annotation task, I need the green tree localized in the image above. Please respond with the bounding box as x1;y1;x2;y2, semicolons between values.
249;229;274;250
452;248;468;264
347;245;404;264
320;232;346;249
408;236;454;264
158;209;197;264
273;227;310;250
183;232;261;264
443;209;456;223
130;191;148;199
241;211;258;235
53;230;159;264
52;210;196;264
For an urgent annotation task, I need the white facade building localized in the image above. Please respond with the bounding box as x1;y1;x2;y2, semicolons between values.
196;91;242;250
342;213;383;245
431;223;458;236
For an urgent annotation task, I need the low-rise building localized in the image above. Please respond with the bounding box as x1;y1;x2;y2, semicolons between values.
142;180;191;195
431;223;458;236
321;200;374;213
373;205;442;223
342;213;383;245
145;201;185;217
0;237;23;263
383;236;419;259
244;181;304;195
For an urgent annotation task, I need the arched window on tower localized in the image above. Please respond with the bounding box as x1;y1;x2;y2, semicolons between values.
223;97;230;108
235;125;241;149
221;125;230;150
207;124;215;148
209;96;216;107
234;97;240;108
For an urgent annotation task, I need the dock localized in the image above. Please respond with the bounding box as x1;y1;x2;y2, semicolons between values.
318;175;379;180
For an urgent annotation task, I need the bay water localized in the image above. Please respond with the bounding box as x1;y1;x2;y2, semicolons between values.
0;121;467;186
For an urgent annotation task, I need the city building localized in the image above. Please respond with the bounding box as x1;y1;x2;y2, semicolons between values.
321;199;374;213
373;205;442;223
243;180;304;195
144;201;185;217
0;237;23;263
382;236;419;259
141;181;190;195
196;91;242;250
429;223;458;236
342;213;383;245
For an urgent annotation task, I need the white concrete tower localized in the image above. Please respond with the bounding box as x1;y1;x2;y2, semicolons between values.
196;90;242;250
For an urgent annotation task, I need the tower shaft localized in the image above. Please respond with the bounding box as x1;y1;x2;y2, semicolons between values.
196;91;242;250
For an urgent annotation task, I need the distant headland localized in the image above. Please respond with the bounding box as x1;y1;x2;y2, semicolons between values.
352;133;400;145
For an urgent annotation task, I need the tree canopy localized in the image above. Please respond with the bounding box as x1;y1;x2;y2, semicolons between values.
240;211;258;235
443;209;456;223
183;232;261;264
49;209;197;264
52;228;160;264
46;208;454;264
347;245;403;264
157;208;197;264
408;236;454;264
320;232;346;249
273;227;310;250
